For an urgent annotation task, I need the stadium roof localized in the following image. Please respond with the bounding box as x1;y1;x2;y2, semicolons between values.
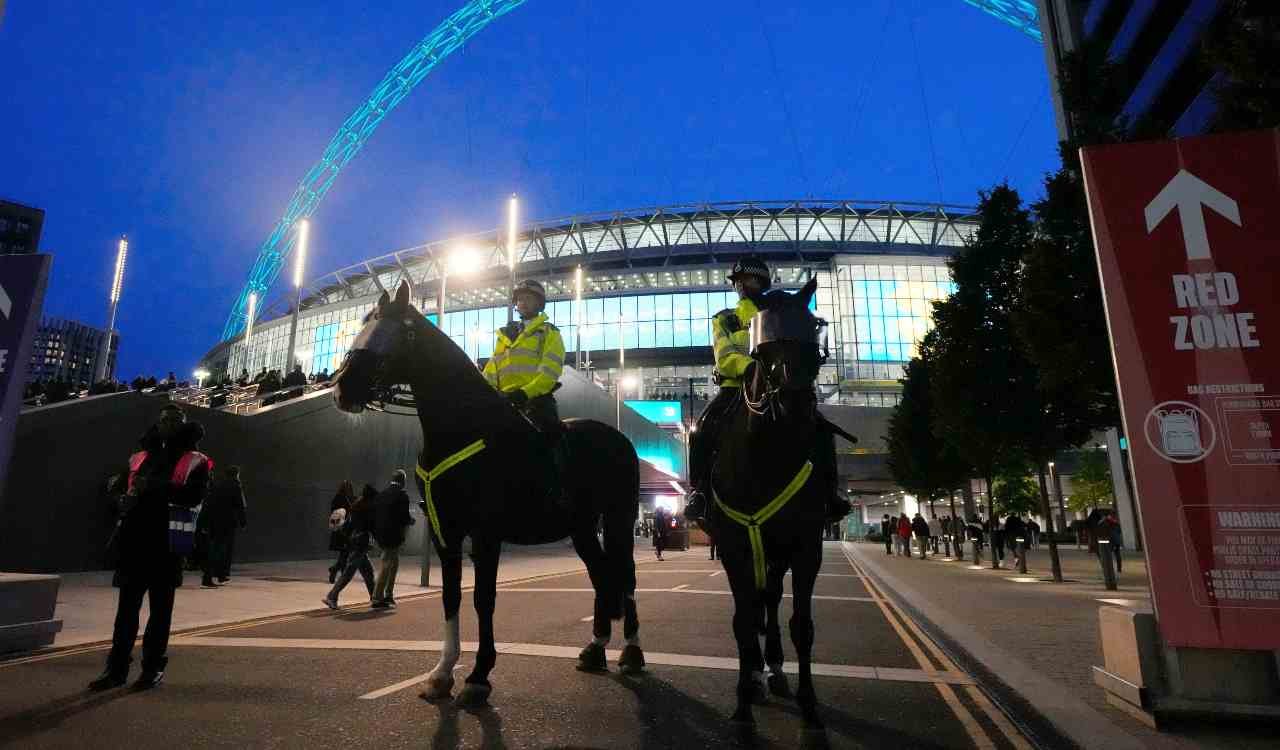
257;199;978;322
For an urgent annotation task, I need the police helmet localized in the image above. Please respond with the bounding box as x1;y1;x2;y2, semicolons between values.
727;255;772;290
511;279;547;310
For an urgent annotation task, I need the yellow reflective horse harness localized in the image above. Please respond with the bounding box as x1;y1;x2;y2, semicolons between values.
712;460;813;589
414;438;486;550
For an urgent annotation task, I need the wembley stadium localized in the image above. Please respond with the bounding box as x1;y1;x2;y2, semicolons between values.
199;199;977;410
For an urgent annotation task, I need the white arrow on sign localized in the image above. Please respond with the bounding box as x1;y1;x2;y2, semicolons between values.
0;283;10;320
1144;169;1242;261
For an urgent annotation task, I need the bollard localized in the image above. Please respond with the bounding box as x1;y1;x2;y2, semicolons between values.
972;536;982;566
943;533;952;558
1098;539;1118;590
1016;536;1028;574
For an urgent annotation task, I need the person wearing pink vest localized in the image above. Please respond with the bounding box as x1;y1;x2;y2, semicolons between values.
90;404;211;692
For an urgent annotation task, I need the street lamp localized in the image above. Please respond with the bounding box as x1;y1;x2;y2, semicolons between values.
506;194;518;324
285;219;309;376
244;291;257;375
436;247;482;342
193;368;210;389
574;265;583;369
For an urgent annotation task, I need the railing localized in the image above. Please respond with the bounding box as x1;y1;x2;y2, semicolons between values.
170;381;336;415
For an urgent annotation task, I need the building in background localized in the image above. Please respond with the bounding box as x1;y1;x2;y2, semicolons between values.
1038;0;1230;141
200;200;977;411
0;199;45;255
28;318;118;386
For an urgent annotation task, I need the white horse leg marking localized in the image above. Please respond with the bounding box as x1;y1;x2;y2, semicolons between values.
592;634;610;647
429;615;461;680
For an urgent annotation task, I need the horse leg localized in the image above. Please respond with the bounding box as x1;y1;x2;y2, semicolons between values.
725;559;766;725
602;499;644;675
456;536;500;708
790;537;824;731
763;562;790;697
419;551;463;702
570;522;612;673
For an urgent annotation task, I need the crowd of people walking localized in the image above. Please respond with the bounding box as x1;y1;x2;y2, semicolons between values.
879;511;1044;561
322;471;415;610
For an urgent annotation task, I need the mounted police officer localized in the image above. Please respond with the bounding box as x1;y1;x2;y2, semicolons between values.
483;278;566;434
685;255;772;522
685;255;852;525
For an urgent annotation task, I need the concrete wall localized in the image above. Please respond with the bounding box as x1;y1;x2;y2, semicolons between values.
2;371;685;573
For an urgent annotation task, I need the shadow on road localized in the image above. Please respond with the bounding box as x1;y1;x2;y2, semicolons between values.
0;688;134;745
429;702;507;750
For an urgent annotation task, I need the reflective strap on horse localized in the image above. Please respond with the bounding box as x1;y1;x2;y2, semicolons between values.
712;460;813;589
414;439;487;551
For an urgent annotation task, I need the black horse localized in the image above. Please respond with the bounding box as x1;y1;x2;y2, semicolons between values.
332;282;644;707
706;278;839;732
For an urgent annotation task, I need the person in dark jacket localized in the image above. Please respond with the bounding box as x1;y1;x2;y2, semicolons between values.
90;406;210;692
328;480;356;583
371;470;413;609
911;513;930;559
322;485;378;608
1004;515;1028;558
987;516;1005;563
880;515;894;555
201;466;247;587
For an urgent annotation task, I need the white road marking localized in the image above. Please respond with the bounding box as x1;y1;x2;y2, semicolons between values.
175;636;973;693
495;587;874;603
358;664;466;700
580;615;594;622
709;571;723;577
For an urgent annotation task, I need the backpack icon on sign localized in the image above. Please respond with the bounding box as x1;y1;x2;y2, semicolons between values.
1156;408;1203;457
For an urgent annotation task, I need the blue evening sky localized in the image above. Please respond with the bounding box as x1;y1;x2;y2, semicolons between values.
1;1;1058;379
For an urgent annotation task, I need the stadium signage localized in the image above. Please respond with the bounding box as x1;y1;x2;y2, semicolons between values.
1082;129;1280;650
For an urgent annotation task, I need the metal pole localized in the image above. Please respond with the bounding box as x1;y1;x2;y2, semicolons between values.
244;292;257;376
437;273;448;329
574;266;582;369
1016;536;1028;574
506;195;517;324
96;236;127;383
616;318;624;429
285;220;309;375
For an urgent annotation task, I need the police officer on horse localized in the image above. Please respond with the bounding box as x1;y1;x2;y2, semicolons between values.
685;255;849;524
483;278;566;434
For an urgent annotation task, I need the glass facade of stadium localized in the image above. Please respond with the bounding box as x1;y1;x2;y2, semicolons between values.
202;202;975;409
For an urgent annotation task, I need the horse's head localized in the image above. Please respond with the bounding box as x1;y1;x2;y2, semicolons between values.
333;281;425;413
744;278;828;424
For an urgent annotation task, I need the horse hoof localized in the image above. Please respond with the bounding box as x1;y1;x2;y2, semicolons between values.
767;672;791;697
576;642;608;673
618;644;646;675
418;673;455;702
453;681;491;709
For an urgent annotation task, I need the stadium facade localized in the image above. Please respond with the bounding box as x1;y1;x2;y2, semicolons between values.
200;200;977;410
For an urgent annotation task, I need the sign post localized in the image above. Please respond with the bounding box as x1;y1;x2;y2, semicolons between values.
0;254;53;498
1083;129;1280;714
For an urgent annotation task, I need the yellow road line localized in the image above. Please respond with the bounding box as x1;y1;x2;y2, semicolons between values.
841;546;996;750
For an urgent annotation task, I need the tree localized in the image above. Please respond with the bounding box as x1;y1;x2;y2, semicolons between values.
927;185;1033;567
991;472;1040;518
1203;1;1280;133
886;355;969;520
1067;449;1114;513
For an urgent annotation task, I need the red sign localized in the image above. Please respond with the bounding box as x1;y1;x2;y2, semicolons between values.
1083;129;1280;649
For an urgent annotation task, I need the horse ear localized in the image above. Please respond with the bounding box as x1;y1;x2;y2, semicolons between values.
797;277;818;308
394;281;412;310
377;290;391;309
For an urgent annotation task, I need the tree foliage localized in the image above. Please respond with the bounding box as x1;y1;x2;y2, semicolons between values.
1067;449;1114;513
1203;0;1280;133
991;472;1040;518
886;355;969;506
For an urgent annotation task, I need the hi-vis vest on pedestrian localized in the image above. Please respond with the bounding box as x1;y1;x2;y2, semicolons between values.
127;449;213;556
711;297;760;388
482;312;565;399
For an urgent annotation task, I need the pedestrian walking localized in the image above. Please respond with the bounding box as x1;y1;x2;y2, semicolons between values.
911;513;930;559
896;514;911;556
880;514;894;555
202;465;247;587
322;485;378;608
1099;512;1124;573
987;516;1005;563
328;480;355;583
90;406;211;692
371;470;413;609
1027;518;1041;548
653;506;671;561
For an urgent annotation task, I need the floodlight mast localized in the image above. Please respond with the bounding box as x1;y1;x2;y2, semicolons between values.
95;236;128;383
285;219;310;374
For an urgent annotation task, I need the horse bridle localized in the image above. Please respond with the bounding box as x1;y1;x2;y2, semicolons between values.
742;320;829;418
340;313;422;417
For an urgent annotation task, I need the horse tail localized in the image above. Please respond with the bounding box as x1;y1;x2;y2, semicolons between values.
600;433;640;620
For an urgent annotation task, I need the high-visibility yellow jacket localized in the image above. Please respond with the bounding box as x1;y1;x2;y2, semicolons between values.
711;296;760;388
482;312;565;399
